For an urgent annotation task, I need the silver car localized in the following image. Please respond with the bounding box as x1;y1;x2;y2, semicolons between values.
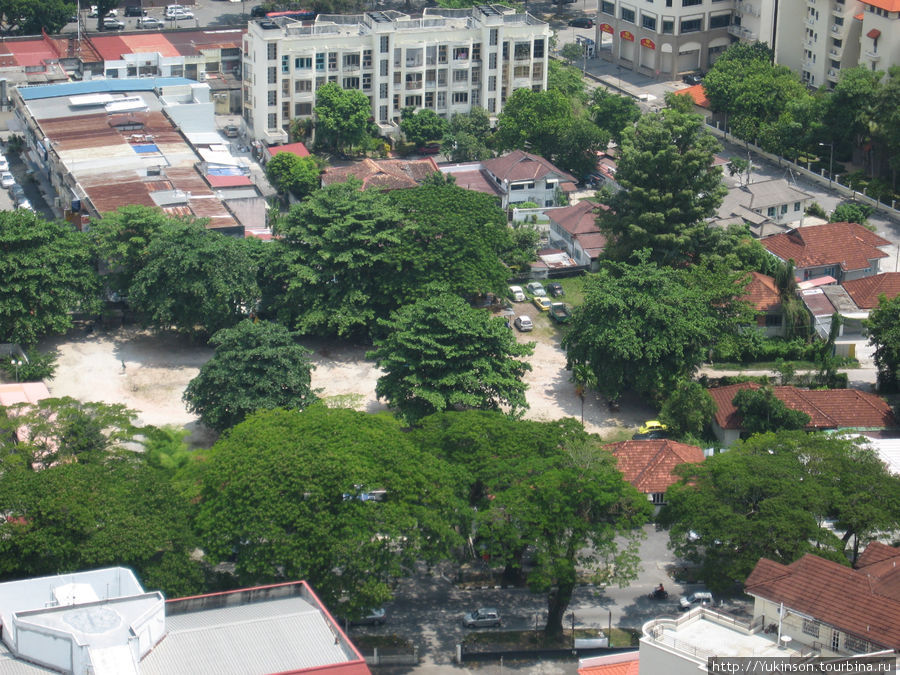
462;607;502;628
679;591;713;610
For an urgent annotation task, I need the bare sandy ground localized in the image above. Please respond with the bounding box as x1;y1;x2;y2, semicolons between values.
38;322;652;444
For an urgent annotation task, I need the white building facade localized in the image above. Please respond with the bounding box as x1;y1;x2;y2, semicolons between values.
243;6;551;143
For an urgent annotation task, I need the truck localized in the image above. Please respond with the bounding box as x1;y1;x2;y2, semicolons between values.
549;303;571;324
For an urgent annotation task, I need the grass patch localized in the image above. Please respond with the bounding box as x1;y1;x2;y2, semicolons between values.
351;634;412;650
462;627;640;650
599;427;635;443
608;627;641;647
555;274;590;308
710;359;859;371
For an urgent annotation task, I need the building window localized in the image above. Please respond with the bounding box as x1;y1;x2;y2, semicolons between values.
295;79;312;93
488;75;497;91
802;620;820;638
267;43;277;60
662;19;674;32
533;38;544;58
514;65;530;77
844;635;868;654
709;13;730;27
489;53;498;69
780;204;788;214
765;314;782;327
380;59;388;76
472;89;480;105
425;91;434;107
682;0;702;6
642;14;657;29
473;43;481;61
295;57;312;69
380;36;389;53
267;89;277;105
281;54;290;74
453;47;469;60
794;201;801;211
680;17;702;31
453;69;468;82
621;7;636;22
533;62;543;79
488;97;496;112
452;91;468;104
489;28;498;45
362;49;372;67
405;94;422;107
379;104;388;121
267;112;277;129
328;52;338;71
472;68;481;84
438;70;447;86
437;91;447;108
343;77;360;88
514;42;530;59
363;73;371;90
268;66;277;84
510;181;534;190
316;53;325;71
438;45;448;64
831;631;840;651
343;54;360;68
295;102;312;115
601;0;615;13
651;492;666;505
767;206;776;217
379;82;388;98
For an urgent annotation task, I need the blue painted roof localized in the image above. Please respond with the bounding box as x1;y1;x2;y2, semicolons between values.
18;78;197;101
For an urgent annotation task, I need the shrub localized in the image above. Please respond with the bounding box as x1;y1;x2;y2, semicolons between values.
0;348;58;381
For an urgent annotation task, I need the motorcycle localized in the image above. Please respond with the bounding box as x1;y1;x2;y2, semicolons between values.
648;588;669;600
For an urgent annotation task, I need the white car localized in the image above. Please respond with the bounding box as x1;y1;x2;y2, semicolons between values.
508;285;526;302
138;16;164;28
0;172;14;188
166;9;194;19
513;315;533;332
679;591;714;611
88;6;117;16
103;16;125;28
0;157;8;172
16;199;32;211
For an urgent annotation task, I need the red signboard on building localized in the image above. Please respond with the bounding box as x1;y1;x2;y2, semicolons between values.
599;23;614;33
640;37;656;49
620;30;635;41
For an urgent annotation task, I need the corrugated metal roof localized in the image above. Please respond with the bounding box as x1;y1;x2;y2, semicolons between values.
140;597;358;675
18;78;196;100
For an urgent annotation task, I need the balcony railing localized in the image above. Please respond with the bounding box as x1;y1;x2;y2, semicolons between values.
728;25;758;39
828;67;840;77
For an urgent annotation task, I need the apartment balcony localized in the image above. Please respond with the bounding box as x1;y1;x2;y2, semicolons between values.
803;59;816;69
830;23;843;33
832;3;845;12
405;82;423;90
829;46;842;56
865;49;881;60
728;25;758;40
405;60;424;68
828;67;840;78
736;2;760;16
806;16;817;27
805;38;816;49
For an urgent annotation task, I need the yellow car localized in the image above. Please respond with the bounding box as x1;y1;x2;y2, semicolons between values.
533;296;552;312
635;420;669;439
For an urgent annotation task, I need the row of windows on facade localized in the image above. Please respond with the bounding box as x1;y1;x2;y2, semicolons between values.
800;619;874;655
601;2;731;31
265;64;542;89
266;39;545;64
766;201;804;218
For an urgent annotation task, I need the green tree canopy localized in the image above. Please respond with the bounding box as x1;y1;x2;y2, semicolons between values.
195;406;464;615
866;292;900;392
822;67;883;158
412;411;651;637
265;152;322;201
591;88;641;145
547;60;587;101
659;380;717;438
90;205;185;296
658;431;900;589
0;458;203;597
0;211;99;346
314;82;372;154
830;202;873;225
367;292;533;423
128;222;259;338
598;109;726;264
441;108;493;162
400;108;449;147
0;0;74;35
562;252;749;402
183;319;318;431
732;386;811;435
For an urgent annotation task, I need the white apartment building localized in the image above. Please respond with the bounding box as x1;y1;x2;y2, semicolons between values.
595;0;734;79
857;0;900;72
242;6;551;143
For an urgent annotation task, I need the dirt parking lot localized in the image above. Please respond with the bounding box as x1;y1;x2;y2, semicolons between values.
40;322;652;445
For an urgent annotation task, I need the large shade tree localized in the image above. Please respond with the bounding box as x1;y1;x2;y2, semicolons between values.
0;210;99;346
413;411;651;637
866;292;900;392
183;319;318;432
195;406;464;616
367;292;533;424
314;83;372;154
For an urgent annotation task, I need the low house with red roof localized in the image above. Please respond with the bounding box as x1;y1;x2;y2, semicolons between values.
577;652;639;675
547;200;608;271
744;543;900;655
707;382;896;445
322;158;438;191
741;271;784;336
842;272;900;310
605;439;705;507
761;222;892;283
440;150;577;209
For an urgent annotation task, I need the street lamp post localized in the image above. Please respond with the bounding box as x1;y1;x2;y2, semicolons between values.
818;141;834;189
12;359;21;382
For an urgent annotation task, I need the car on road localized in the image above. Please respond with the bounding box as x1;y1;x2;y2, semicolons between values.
514;315;533;332
250;4;269;16
533;296;552;312
681;72;703;86
568;17;594;28
88;6;117;17
1;172;15;188
679;591;713;610
508;285;526;302
103;16;125;28
462;608;502;628
10;184;25;200
344;608;387;626
546;282;564;297
167;9;194;19
526;282;546;297
0;157;8;172
223;124;240;138
124;5;147;16
634;420;669;439
137;16;164;28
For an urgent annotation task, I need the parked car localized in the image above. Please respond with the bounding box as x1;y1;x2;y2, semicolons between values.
513;316;533;332
634;420;669;439
343;608;387;626
416;141;441;155
250;4;269;16
88;6;117;17
525;282;546;297
546;282;564;297
15;198;32;211
533;296;552;312
124;5;147;16
681;72;703;86
10;184;25;201
138;16;164;28
568;17;594;28
166;8;194;19
462;608;502;628
1;172;15;188
549;302;571;323
103;16;125;28
679;591;713;611
508;285;526;302
223;124;240;138
0;157;9;172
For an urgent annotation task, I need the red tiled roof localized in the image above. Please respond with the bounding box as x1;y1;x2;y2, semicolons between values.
859;0;898;11
206;175;253;188
841;273;900;309
856;542;900;570
761;222;890;272
742;272;781;312
854;543;900;602
272;142;309;158
579;653;640;675
675;84;710;108
709;383;896;431
483;150;577;184
605;439;705;494
549;200;601;236
322;158;438;191
744;549;900;649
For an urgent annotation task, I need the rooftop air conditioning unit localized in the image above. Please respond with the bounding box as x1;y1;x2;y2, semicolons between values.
147;166;161;176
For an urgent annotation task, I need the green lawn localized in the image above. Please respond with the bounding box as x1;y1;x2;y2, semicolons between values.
555;274;591;308
710;358;860;371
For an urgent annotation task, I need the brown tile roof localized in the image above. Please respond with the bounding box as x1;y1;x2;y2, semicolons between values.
742;272;782;312
321;158;438;191
709;383;896;431
842;273;900;310
674;84;710;108
579;654;640;675
854;543;900;602
548;200;603;236
856;542;900;570
744;549;900;649
482;150;576;184
605;440;704;494
761;222;891;272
